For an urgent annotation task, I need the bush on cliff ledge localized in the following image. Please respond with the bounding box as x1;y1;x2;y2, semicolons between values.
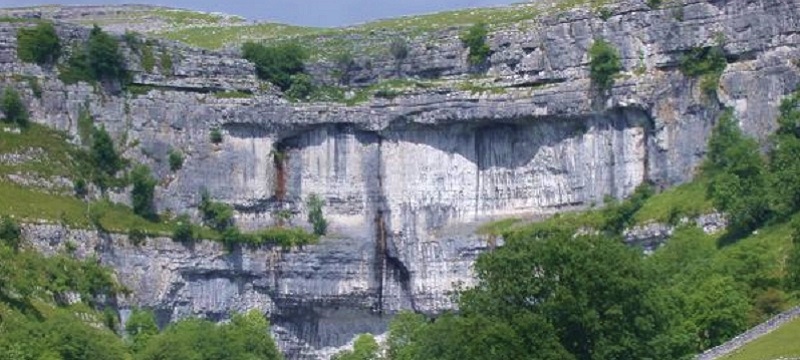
16;21;61;65
588;38;622;91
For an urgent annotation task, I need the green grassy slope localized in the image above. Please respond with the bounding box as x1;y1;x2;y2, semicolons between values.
0;124;213;237
723;318;800;360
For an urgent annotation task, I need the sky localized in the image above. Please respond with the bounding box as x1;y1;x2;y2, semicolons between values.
0;0;526;27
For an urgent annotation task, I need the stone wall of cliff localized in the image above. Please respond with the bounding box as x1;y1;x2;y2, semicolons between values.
2;0;800;358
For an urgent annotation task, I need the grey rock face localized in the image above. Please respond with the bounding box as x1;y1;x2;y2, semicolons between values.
2;0;800;358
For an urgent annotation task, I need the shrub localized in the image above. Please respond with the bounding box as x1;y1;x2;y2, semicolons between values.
703;109;770;235
60;25;128;85
129;228;146;246
131;165;157;220
0;87;29;128
679;46;726;97
460;22;491;66
16;21;61;65
199;190;234;231
172;215;195;243
168;149;184;171
242;42;308;91
73;178;88;198
285;73;314;100
87;25;127;82
390;37;409;61
307;194;328;236
210;128;223;144
0;216;22;251
588;38;622;91
90;125;122;186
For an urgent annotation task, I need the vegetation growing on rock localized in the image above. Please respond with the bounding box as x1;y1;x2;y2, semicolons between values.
16;21;61;65
588;38;621;91
0;87;29;128
460;22;490;66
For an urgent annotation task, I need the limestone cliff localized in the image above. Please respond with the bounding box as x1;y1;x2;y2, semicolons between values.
2;0;800;358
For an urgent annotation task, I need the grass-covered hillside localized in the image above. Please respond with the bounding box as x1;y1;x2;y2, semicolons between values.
723;318;800;360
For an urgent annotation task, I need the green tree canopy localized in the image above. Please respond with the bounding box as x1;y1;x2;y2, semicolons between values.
1;87;29;128
87;25;127;82
588;38;622;91
131;165;157;220
703;110;770;235
16;21;61;65
242;42;307;91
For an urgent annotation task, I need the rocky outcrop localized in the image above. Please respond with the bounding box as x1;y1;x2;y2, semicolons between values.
2;0;800;358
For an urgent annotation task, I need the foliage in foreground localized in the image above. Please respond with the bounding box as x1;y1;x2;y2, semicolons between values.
0;234;283;360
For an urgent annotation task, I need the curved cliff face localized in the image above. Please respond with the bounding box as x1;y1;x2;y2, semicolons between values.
3;0;800;358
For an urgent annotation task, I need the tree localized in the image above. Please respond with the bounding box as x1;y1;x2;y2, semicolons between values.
169;149;184;171
588;38;622;91
687;275;750;349
703;110;770;235
222;311;283;360
199;190;234;232
131;165;157;220
307;194;327;236
460;22;490;66
0;216;22;251
87;25;127;82
16;21;61;65
769;92;800;217
126;308;159;353
241;42;308;91
90;125;122;188
1;87;29;128
172;215;195;243
459;224;683;360
332;334;381;360
387;311;426;360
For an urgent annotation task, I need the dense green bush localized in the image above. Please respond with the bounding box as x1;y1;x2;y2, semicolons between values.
88;25;127;82
16;21;61;65
460;22;491;66
210;128;223;144
703;110;770;235
769;92;800;217
242;42;308;91
285;73;315;100
332;334;380;360
90;125;123;188
588;38;622;91
131;165;157;220
199;190;234;231
221;226;318;250
679;46;726;97
0;87;29;128
60;25;128;85
602;183;654;234
169;149;184;171
307;194;328;236
135;310;283;360
172;214;195;243
0;216;22;251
